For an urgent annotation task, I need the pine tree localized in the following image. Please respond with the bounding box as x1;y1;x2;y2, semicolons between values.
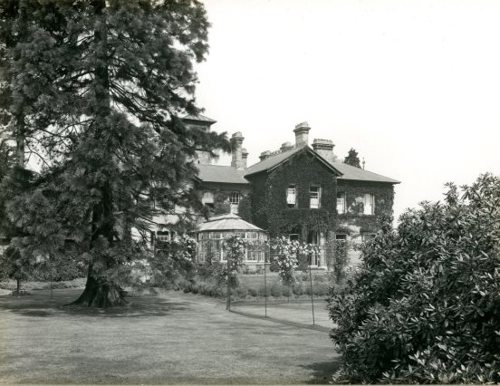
344;148;361;168
1;0;229;307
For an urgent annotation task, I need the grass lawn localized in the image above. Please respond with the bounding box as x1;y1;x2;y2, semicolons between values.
0;288;340;384
231;300;332;329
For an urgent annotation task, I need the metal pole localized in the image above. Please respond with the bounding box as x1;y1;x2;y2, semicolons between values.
264;254;268;318
309;265;315;325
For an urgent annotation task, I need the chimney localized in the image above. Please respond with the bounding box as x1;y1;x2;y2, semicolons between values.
242;148;248;169
230;132;245;169
312;138;336;164
259;150;271;161
294;122;311;147
280;141;293;152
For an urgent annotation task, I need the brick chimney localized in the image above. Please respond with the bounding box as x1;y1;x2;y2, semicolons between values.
259;150;271;161
293;122;310;147
230;132;245;169
242;148;248;169
312;138;336;164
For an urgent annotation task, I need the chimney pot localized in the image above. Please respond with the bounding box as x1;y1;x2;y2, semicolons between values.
312;138;336;163
280;141;293;152
259;150;271;161
231;132;245;169
242;148;248;169
293;121;311;146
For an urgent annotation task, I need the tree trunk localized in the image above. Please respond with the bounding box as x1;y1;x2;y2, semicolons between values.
70;264;126;307
16;278;20;296
69;0;126;308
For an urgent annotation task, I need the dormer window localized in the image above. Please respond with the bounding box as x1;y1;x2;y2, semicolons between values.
287;184;297;208
309;185;321;209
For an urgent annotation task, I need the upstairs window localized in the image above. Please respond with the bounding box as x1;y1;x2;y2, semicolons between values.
287;184;297;208
309;185;321;209
202;191;214;205
337;192;346;214
229;192;241;214
363;194;375;215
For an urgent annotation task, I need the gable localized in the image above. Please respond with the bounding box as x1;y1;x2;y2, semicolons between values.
245;146;342;178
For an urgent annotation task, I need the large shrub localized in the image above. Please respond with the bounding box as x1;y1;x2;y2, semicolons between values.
327;174;500;384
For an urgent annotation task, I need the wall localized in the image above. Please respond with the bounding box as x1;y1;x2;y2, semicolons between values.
336;180;395;264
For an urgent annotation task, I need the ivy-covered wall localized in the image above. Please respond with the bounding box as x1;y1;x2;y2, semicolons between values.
336;180;394;234
248;150;337;237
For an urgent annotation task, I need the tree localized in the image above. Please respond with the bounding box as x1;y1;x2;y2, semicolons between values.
343;148;361;168
327;174;500;384
1;0;229;307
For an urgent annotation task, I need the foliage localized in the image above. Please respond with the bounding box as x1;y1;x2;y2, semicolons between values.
0;245;33;286
220;235;248;289
150;235;197;287
343;148;361;168
237;194;252;223
327;174;500;384
0;0;229;306
331;239;349;284
269;236;319;285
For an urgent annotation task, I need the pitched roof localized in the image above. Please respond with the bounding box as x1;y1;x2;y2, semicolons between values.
333;162;400;183
197;164;249;184
244;145;399;184
245;145;342;177
196;213;264;232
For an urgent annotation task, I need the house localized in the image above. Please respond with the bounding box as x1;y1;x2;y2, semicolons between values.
150;115;399;268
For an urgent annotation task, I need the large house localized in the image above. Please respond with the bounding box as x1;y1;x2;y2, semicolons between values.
183;116;400;268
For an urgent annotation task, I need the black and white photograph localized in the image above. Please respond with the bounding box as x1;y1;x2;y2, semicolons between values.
0;0;499;384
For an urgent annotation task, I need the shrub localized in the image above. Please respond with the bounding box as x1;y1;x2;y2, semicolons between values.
270;283;283;297
248;287;258;297
327;174;500;384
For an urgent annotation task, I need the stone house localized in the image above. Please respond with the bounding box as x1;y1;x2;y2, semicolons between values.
186;116;400;268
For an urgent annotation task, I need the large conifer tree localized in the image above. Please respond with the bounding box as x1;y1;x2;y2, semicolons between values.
1;0;229;306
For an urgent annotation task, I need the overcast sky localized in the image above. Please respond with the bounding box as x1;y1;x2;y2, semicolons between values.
195;0;500;221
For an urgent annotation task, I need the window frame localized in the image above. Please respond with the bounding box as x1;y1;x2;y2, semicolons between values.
286;184;298;208
363;193;375;215
309;184;321;209
336;191;346;214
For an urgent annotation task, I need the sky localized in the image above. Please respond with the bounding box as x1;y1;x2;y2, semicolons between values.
194;0;500;221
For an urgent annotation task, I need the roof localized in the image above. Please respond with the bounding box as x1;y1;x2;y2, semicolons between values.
197;164;249;184
182;114;217;125
196;213;264;232
244;145;399;184
245;145;341;177
332;162;400;184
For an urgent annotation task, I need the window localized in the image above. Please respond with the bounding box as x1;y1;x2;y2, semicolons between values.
361;233;376;242
335;234;347;241
229;192;240;214
337;192;346;214
156;231;171;242
202;191;214;205
287;184;297;208
289;233;299;241
309;185;321;209
363;194;375;215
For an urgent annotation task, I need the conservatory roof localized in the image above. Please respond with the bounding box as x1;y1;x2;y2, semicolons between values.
196;213;265;232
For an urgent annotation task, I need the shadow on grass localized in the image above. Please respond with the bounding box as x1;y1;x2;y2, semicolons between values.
301;359;342;384
0;288;191;318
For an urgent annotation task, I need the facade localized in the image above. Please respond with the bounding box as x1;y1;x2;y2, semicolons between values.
190;117;399;268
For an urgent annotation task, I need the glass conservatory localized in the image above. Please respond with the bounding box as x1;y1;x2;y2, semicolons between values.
195;213;268;268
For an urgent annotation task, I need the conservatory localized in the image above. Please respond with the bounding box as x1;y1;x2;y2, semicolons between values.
195;213;268;269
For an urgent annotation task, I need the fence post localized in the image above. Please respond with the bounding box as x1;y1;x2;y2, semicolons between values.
309;265;315;325
264;251;268;318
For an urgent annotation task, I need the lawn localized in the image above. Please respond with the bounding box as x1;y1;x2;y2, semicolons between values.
0;288;340;384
